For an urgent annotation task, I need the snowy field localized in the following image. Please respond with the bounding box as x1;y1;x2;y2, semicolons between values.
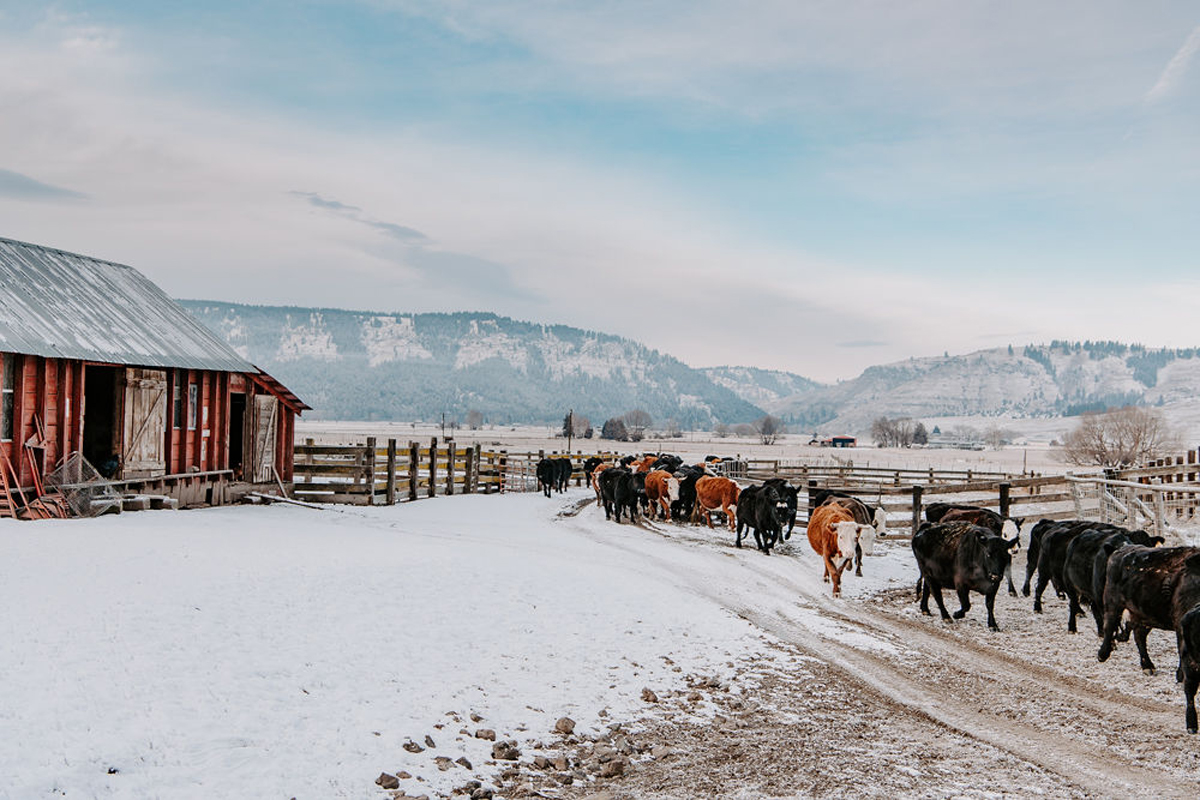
4;490;1200;799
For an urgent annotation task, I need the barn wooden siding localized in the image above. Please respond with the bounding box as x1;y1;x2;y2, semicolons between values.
0;352;297;491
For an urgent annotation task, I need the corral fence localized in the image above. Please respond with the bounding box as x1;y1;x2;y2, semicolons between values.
292;438;626;505
289;438;1200;542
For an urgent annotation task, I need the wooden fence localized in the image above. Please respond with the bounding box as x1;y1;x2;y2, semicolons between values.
291;439;626;506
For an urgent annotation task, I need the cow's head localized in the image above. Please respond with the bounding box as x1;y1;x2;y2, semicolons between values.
1001;518;1022;547
872;507;887;537
666;477;681;503
858;523;877;556
835;521;860;568
978;530;1013;585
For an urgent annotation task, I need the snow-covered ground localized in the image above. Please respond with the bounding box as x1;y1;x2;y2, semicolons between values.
5;489;1198;799
0;490;914;799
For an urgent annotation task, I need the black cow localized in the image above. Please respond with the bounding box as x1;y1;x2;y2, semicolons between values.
735;484;790;554
650;454;683;473
1031;523;1088;613
583;457;603;483
536;458;556;498
1177;605;1200;732
553;458;572;492
672;465;704;521
762;478;798;540
1061;524;1163;635
1021;519;1059;596
1098;546;1200;675
734;485;762;551
912;522;1017;630
598;467;626;520
619;455;638;468
612;470;645;523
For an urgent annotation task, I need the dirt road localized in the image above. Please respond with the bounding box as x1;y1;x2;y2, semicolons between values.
553;500;1200;798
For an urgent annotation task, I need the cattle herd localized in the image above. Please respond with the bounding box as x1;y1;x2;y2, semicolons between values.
536;453;1200;733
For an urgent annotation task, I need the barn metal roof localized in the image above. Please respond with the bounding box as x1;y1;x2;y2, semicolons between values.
0;236;255;373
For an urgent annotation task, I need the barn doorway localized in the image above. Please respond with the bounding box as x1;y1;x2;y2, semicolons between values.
82;365;120;477
229;392;246;480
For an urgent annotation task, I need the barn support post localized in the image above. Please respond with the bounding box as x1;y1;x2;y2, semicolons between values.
408;441;419;502
386;439;397;505
365;437;376;506
911;485;923;535
446;439;455;496
999;483;1011;518
428;437;438;498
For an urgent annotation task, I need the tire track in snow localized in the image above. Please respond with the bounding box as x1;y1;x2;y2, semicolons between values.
564;505;1197;799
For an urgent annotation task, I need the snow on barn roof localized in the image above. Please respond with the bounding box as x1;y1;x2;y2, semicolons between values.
0;236;254;373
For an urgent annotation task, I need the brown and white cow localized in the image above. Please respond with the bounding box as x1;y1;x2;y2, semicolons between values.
644;469;681;521
693;476;741;531
591;461;615;506
807;503;876;598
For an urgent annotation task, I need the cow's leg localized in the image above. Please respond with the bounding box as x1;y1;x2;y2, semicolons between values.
928;581;952;620
854;542;863;577
919;577;932;615
1186;668;1199;734
1005;563;1017;597
726;503;737;532
1134;626;1156;674
1090;599;1106;638
1033;569;1050;614
735;518;744;548
661;499;671;522
705;508;715;529
829;560;845;598
1097;602;1123;663
1065;587;1081;634
1178;631;1186;684
953;586;972;620
984;586;1000;630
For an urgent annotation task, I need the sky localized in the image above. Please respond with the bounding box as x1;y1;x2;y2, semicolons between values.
1;2;1198;383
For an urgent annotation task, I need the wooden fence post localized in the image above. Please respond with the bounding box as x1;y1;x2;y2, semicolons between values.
446;439;456;496
475;444;483;493
386;439;397;505
464;445;475;494
999;482;1010;519
911;485;923;534
807;479;818;522
365;437;377;506
428;436;438;498
499;450;508;493
408;441;419;502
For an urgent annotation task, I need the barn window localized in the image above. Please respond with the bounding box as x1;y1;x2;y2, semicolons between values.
1;353;13;441
173;370;184;429
188;383;198;430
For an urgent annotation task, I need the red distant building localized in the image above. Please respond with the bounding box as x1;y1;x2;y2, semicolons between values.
0;237;308;504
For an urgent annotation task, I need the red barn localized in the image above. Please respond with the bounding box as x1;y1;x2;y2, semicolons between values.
0;237;308;507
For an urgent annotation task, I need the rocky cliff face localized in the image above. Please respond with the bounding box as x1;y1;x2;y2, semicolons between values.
179;301;766;425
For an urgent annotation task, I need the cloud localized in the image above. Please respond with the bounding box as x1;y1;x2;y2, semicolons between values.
289;190;429;242
1146;24;1200;103
0;168;87;201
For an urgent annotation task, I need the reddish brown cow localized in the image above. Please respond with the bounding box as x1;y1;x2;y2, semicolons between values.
807;503;874;598
693;476;740;531
644;470;681;520
633;455;658;473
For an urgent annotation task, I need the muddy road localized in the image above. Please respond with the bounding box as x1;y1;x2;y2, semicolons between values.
554;503;1200;798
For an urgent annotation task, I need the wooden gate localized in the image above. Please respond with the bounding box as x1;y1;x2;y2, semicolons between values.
250;394;278;483
121;367;167;478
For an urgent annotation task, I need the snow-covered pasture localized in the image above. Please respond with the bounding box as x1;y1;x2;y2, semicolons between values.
0;490;915;798
7;487;1200;798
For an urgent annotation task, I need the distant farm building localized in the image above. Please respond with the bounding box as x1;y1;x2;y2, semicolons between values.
0;237;308;507
809;435;857;448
